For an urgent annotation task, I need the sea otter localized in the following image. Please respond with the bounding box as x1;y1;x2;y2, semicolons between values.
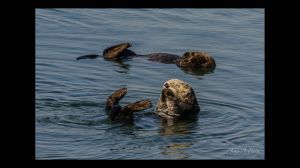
76;43;216;72
105;79;199;121
156;79;200;119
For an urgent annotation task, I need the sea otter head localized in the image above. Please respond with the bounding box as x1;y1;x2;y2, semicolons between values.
176;51;216;72
156;79;200;119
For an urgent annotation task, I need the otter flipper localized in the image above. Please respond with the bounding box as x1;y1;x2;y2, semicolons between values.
103;43;136;59
109;99;152;121
105;88;152;121
122;99;152;114
106;88;127;110
76;54;99;60
108;100;152;121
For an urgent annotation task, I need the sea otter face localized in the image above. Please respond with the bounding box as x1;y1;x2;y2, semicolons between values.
156;79;200;119
176;51;216;71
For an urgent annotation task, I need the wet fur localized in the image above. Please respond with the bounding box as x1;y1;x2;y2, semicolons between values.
147;53;180;64
156;79;200;119
103;43;137;59
176;51;216;71
106;88;127;110
106;88;152;121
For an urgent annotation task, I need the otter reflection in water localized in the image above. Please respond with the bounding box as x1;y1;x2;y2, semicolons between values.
159;112;199;136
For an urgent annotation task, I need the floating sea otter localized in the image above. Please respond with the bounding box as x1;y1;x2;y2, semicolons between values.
156;79;200;119
106;79;199;121
76;43;216;72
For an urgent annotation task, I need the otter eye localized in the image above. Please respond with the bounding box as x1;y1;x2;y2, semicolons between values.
167;90;174;97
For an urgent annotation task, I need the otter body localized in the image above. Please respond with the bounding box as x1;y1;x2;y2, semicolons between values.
77;42;216;72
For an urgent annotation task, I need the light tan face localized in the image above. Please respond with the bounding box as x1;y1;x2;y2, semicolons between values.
156;79;200;118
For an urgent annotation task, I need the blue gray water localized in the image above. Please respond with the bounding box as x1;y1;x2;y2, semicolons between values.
35;9;264;159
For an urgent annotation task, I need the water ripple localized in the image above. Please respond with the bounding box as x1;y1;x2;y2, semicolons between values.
36;9;264;159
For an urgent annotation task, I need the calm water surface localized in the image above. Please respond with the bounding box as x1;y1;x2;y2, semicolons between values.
35;9;264;159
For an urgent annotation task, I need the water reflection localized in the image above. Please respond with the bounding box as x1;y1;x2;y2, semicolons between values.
105;56;215;78
159;113;199;136
158;113;199;159
105;58;131;74
160;143;192;159
179;66;215;79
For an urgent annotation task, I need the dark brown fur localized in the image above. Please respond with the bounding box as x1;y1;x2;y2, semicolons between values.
176;51;216;71
106;88;127;110
103;43;136;59
77;43;216;72
147;53;180;64
106;88;152;121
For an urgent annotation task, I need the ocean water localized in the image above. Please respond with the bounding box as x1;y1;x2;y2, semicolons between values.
35;9;264;159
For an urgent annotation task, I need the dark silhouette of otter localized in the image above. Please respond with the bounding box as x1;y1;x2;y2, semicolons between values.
76;43;216;72
105;88;152;121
